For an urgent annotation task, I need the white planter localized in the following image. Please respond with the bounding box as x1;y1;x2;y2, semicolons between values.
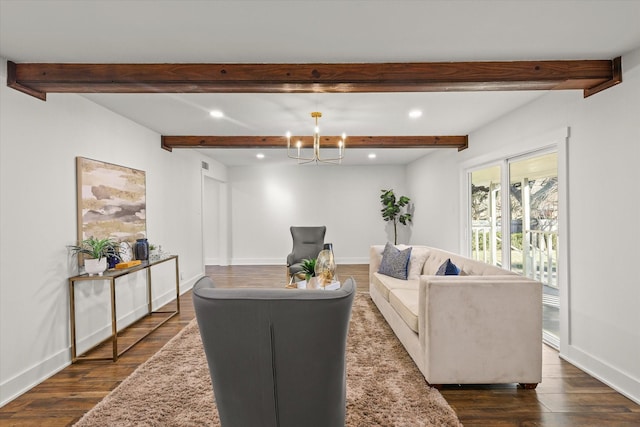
149;249;161;262
84;258;107;276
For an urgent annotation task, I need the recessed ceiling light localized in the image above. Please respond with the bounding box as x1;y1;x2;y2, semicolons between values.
209;110;224;118
256;153;265;159
409;110;422;119
368;153;377;159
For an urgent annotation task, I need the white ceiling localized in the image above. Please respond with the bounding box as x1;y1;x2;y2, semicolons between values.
1;0;639;166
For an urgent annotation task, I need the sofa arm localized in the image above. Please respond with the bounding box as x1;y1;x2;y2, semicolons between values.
369;245;385;284
418;276;542;384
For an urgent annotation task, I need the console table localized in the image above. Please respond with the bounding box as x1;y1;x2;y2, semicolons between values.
68;255;180;362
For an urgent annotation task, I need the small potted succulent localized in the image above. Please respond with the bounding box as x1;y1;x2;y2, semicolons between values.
300;258;317;282
69;236;120;276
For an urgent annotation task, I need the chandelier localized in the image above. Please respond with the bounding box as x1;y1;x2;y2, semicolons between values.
286;112;346;164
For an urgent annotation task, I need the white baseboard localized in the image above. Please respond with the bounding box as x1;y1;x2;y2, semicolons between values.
0;348;69;407
230;257;284;265
543;331;560;350
227;257;369;266
76;285;185;354
0;280;197;408
179;272;201;295
560;344;640;405
336;257;369;264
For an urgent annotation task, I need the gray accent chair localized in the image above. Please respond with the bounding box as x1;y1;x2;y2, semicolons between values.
286;226;326;280
193;276;356;427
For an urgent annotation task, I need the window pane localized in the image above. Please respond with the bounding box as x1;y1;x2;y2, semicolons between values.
509;152;559;344
471;165;501;267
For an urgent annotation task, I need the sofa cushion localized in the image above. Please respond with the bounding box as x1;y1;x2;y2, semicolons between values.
378;243;412;280
405;246;429;280
389;288;419;333
436;258;460;276
372;272;418;301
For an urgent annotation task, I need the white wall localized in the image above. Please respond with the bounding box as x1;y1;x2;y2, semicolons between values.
406;149;463;253
407;48;640;403
203;176;221;264
0;59;226;405
226;164;409;265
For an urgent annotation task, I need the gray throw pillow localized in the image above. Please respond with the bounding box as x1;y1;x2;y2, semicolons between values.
378;242;412;280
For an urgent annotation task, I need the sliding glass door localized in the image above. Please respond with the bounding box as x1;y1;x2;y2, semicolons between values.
509;152;559;346
468;150;559;347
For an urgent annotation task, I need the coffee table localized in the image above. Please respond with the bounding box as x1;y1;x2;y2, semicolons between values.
286;276;341;290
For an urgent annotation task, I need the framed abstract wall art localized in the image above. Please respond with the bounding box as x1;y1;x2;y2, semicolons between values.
76;157;146;246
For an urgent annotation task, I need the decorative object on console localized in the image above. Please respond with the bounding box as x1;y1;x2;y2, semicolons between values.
149;244;165;261
134;238;149;261
107;254;119;269
115;260;142;269
119;241;133;262
380;189;413;245
286;112;346;164
315;242;336;287
378;242;412;280
68;236;120;276
84;258;107;276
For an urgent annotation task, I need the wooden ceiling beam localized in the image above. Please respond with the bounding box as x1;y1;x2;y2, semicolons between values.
161;135;469;152
8;58;621;101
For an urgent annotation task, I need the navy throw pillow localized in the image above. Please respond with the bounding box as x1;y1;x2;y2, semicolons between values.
378;242;412;280
436;258;460;276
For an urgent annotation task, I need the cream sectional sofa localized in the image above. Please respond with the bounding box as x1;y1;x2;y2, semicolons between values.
369;244;542;388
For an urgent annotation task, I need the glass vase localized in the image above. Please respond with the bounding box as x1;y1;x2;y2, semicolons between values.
134;238;149;261
315;243;336;288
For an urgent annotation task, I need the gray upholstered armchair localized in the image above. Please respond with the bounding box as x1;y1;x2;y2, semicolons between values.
286;226;326;280
192;276;356;427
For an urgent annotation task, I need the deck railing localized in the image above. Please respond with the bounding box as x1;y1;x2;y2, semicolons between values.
523;229;558;289
472;226;558;289
471;226;500;266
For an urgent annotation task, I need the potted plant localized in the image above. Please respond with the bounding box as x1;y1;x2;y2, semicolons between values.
300;258;317;282
69;236;120;276
380;189;413;245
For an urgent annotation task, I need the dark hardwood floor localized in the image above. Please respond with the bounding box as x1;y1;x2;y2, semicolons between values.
1;265;638;426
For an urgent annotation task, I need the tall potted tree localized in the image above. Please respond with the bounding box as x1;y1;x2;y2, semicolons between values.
380;189;413;245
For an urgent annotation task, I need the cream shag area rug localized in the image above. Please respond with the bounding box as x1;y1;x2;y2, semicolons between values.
75;294;462;426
